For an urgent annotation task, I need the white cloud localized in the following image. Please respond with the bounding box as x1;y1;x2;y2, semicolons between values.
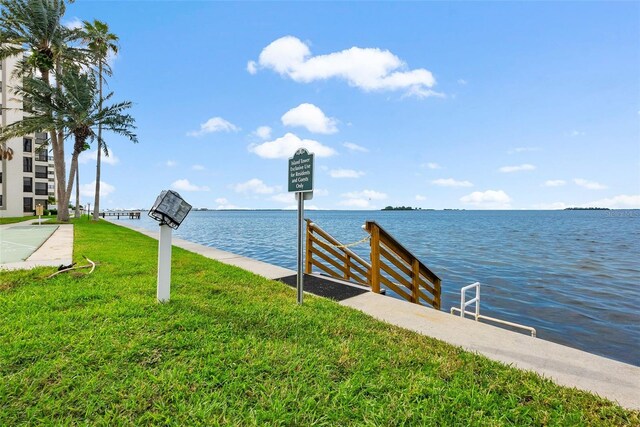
343;142;369;153
422;162;441;169
215;198;228;204
329;169;365;178
508;147;540;154
79;181;115;198
250;36;439;98
341;190;387;200
415;195;426;201
166;160;177;167
544;180;566;187
314;188;329;196
192;164;205;171
586;194;640;208
574;178;607;190
460;190;511;208
171;179;210;192
571;130;585;137
187;117;239;137
253;126;272;140
338;198;371;208
499;164;536;173
63;18;83;30
246;60;257;74
232;178;277;194
271;192;295;203
281;103;338;134
248;132;336;159
457;79;467;85
78;149;119;165
431;178;473;187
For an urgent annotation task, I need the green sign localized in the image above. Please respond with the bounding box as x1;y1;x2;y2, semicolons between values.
288;148;314;193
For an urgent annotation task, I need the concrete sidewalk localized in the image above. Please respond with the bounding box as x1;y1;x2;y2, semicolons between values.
109;219;640;410
0;219;73;270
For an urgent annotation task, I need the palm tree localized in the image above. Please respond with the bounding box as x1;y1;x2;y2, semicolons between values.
0;0;83;221
0;70;137;211
80;19;118;221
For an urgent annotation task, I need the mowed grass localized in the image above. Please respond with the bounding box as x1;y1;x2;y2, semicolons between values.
1;219;637;426
0;215;54;225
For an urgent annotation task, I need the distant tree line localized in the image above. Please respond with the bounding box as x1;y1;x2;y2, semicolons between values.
382;206;423;211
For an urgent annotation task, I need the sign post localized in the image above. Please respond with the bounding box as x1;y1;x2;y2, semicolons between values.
35;204;43;225
288;148;314;305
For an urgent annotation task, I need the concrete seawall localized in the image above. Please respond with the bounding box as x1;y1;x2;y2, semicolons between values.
107;218;640;411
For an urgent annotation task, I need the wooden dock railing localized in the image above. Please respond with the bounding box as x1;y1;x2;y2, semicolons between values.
305;219;371;287
99;211;141;219
304;219;441;309
365;221;441;310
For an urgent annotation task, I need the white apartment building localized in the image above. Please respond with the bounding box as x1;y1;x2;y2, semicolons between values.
0;55;57;217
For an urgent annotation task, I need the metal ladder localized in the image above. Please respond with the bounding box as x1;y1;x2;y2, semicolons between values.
450;282;537;337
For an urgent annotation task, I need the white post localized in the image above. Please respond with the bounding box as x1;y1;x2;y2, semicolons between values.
296;192;304;305
157;224;172;302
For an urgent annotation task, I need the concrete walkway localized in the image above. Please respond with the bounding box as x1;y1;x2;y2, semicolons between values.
107;219;640;410
0;219;73;270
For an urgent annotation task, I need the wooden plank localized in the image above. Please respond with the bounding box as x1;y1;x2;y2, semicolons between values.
380;246;412;277
349;261;370;280
348;270;368;286
417;289;435;308
310;233;346;261
380;260;411;289
311;258;342;279
309;222;371;269
411;259;420;304
379;275;412;302
345;254;351;280
370;225;381;294
418;263;440;286
368;221;441;284
305;225;313;274
433;278;442;309
417;276;436;297
310;247;348;276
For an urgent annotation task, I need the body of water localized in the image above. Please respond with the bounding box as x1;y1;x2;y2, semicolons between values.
130;209;640;366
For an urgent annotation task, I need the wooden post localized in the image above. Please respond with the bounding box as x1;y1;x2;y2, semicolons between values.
345;254;351;280
434;277;442;310
369;223;381;294
304;221;313;274
411;259;420;304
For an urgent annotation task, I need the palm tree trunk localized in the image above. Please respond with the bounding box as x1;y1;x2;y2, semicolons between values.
75;165;80;218
92;61;103;221
42;62;69;222
55;61;69;222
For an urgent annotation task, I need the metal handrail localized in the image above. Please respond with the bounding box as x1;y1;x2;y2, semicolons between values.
450;282;537;337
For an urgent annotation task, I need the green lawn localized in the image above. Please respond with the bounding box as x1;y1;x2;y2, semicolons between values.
1;218;637;426
0;215;54;225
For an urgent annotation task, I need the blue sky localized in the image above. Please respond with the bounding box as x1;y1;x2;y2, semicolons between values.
65;1;639;210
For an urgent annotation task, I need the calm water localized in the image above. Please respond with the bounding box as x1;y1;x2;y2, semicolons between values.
131;210;640;366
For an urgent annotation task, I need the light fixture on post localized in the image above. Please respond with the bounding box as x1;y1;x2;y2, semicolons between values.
148;190;192;302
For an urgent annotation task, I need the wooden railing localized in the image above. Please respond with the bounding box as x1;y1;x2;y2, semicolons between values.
304;219;371;286
304;219;442;310
365;221;441;309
